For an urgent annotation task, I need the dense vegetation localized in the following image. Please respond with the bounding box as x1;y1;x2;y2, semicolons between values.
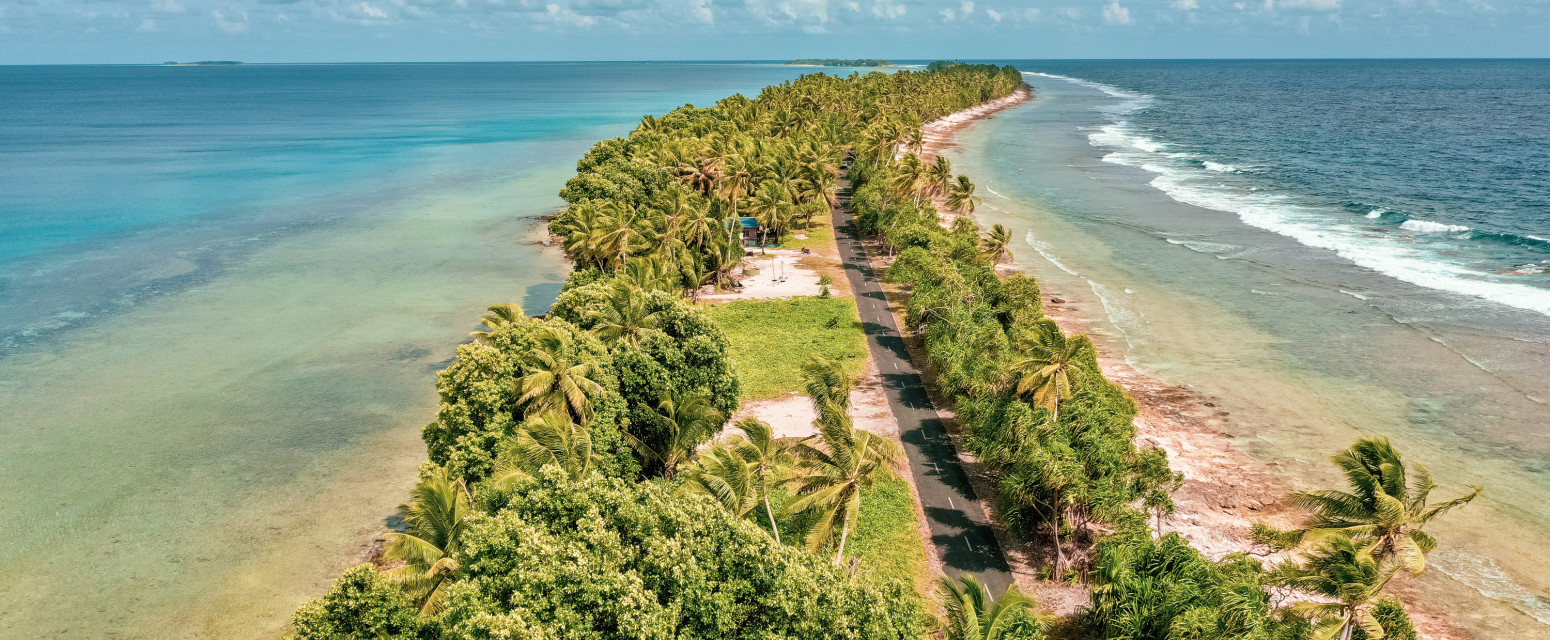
291;63;1024;639
787;59;891;67
292;59;1480;640
851;103;1482;639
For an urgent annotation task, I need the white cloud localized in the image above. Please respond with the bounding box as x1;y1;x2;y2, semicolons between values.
1280;0;1341;9
151;0;186;14
1053;6;1080;19
844;0;859;10
354;2;389;18
985;7;1001;20
939;6;956;18
136;17;158;30
1102;0;1131;22
689;0;713;22
871;0;904;18
545;3;598;25
212;7;248;31
1171;0;1198;9
960;0;974;14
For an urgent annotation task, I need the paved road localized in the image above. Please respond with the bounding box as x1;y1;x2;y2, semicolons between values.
830;169;1015;597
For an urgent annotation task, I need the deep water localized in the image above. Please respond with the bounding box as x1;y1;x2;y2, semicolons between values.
958;59;1550;638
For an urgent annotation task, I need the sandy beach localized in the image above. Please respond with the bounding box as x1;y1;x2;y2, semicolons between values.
903;82;1477;638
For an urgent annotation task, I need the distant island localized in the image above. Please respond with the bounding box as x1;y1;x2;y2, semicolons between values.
785;58;890;67
162;61;243;66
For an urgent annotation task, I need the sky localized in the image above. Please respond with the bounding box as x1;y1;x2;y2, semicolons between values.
0;0;1544;63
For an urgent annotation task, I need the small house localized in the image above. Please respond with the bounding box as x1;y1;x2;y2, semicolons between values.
731;217;760;246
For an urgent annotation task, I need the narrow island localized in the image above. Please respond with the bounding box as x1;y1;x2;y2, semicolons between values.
161;60;243;66
288;62;1479;640
786;58;891;67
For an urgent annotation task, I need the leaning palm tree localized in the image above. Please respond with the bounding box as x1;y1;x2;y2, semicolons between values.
947;175;982;215
733;418;796;542
626;389;726;479
801;355;853;415
1279;536;1399;640
1006;319;1093;426
515;328;605;426
927;155;954;200
785;407;903;564
936;574;1041;640
1288;437;1481;574
489;411;600;484
678;441;760;516
468;303;524;341
981;224;1014;265
382;466;473;616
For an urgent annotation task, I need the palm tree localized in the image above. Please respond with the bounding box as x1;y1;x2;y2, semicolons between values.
981;224;1014;265
619;256;680;294
382;466;473;616
595;201;656;271
936;574;1041;640
626;389;726;479
515;328;606;425
1279;536;1399;640
893;153;928;207
558;203;608;271
785;407;903;564
748;182;792;249
589;283;662;348
1006;319;1093;426
490;410;600;483
678;441;760;515
732;418;796;543
928;155;954;200
1288;437;1481;574
709;234;744;290
801;355;853;414
947;175;982;215
469;303;524;341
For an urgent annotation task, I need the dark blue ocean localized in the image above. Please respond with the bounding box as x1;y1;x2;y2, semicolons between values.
1021;60;1550;315
957;60;1550;636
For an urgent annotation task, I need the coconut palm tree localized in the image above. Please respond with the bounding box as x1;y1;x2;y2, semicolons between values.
732;418;796;543
1288;437;1481;574
382;466;473;616
589;281;663;348
626;389;726;479
490;410;600;483
468;303;524;341
893;153;928;207
936;574;1041;640
1006;319;1093;426
515;328;605;426
1279;536;1399;640
947;175;982;215
619;256;680;294
928;155;954;200
678;440;760;515
982;224;1014;265
595;201;656;271
558;203;608;271
785;391;902;563
801;355;853;414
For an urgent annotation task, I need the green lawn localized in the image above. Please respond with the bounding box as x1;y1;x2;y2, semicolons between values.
765;477;931;598
706;296;868;402
778;218;835;254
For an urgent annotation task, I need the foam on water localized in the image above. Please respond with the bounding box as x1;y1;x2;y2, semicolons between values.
1431;548;1550;625
1056;74;1550;318
1203;161;1238;173
1402;219;1473;234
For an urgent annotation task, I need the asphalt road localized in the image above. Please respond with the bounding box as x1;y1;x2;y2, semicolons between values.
830;170;1016;598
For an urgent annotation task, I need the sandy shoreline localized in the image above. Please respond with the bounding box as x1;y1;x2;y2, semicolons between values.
911;84;1473;638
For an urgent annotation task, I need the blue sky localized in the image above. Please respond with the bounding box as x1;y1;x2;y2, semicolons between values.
1;0;1544;63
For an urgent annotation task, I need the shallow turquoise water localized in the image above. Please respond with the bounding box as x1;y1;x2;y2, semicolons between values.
0;62;839;639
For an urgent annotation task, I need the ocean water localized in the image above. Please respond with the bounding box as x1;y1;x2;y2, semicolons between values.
957;60;1550;637
0;62;834;639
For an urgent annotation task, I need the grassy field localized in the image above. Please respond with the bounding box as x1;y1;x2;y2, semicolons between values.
766;476;931;595
705;296;868;401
